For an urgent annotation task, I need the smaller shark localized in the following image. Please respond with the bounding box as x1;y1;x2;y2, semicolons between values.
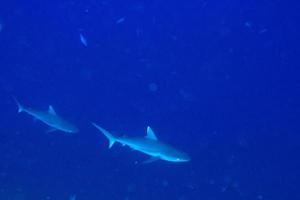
92;123;190;163
14;97;79;133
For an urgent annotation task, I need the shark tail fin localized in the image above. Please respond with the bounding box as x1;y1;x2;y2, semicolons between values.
92;123;116;148
12;96;24;113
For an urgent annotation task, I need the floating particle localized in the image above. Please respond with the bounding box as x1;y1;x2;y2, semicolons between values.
79;67;93;81
244;21;252;28
257;195;263;199
70;194;76;200
208;179;215;185
179;89;194;101
258;29;268;34
116;17;125;24
127;184;136;192
79;33;87;47
162;179;169;187
136;27;142;37
148;83;158;92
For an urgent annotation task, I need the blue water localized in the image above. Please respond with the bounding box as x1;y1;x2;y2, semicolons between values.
0;0;299;199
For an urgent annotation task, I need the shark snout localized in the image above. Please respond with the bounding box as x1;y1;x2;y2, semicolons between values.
176;154;191;162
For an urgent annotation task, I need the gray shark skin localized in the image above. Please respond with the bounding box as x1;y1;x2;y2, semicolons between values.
92;123;190;163
14;97;79;133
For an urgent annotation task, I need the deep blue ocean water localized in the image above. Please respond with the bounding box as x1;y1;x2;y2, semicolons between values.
0;0;299;199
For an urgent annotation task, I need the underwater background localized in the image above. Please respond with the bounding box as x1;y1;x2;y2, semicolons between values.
0;0;299;199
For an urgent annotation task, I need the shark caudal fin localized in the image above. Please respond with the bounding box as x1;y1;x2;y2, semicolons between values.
12;96;24;113
92;123;116;148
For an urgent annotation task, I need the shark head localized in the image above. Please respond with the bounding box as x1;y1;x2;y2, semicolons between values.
145;126;190;162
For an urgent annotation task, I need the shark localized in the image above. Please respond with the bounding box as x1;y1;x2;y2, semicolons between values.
14;97;79;133
92;123;190;163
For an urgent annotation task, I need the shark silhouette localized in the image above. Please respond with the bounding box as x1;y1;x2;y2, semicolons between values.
14;97;79;133
92;123;190;163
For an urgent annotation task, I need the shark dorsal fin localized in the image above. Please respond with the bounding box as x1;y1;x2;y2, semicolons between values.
48;105;57;115
146;126;158;140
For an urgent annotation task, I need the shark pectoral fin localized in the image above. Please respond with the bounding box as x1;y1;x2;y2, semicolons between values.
108;140;115;148
142;157;160;164
48;105;57;115
12;96;24;113
45;127;58;133
146;126;158;140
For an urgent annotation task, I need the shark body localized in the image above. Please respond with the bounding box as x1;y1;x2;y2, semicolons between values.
92;123;190;163
14;98;79;133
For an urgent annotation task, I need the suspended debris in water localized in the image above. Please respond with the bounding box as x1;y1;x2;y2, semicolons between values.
79;33;87;47
116;17;125;24
148;83;158;92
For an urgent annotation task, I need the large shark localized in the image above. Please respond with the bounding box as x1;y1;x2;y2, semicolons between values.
14;98;79;133
92;123;190;163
